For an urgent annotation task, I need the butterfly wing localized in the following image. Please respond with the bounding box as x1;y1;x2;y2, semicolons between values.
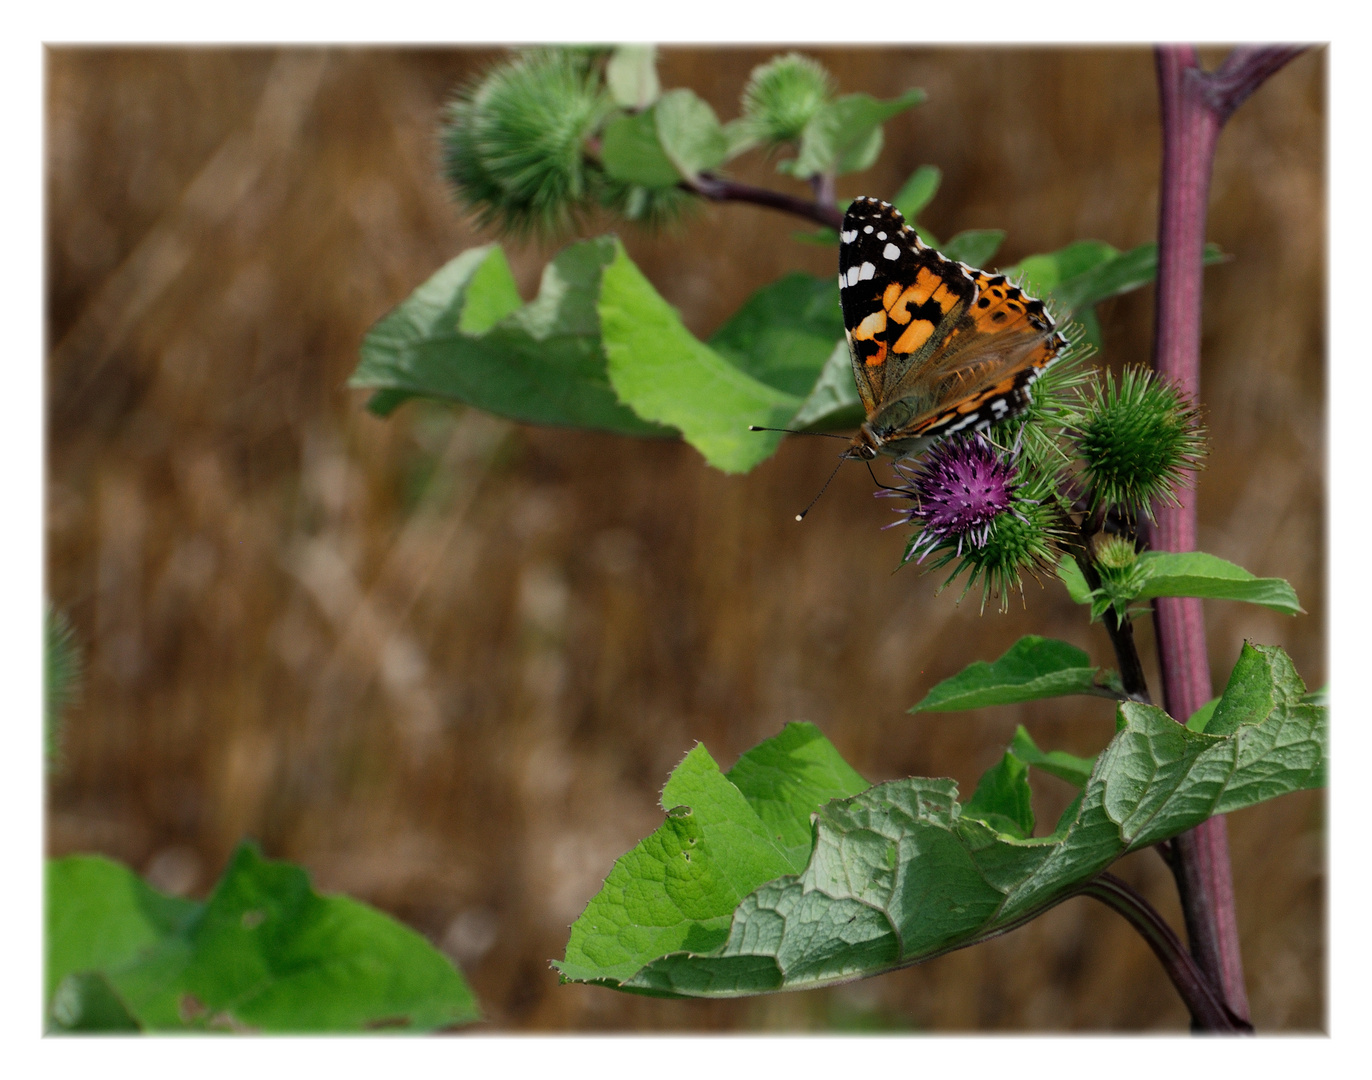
838;197;1064;450
838;197;976;422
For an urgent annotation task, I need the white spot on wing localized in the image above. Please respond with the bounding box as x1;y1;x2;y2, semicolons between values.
877;231;887;240
864;225;874;234
859;262;875;280
846;265;860;286
840;230;858;242
838;272;846;290
882;243;901;261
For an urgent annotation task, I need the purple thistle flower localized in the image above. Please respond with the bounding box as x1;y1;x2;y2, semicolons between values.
881;434;1024;562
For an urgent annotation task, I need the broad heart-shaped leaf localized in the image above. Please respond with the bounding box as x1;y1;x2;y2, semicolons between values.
46;854;198;1005
783;89;925;179
654;88;729;179
910;635;1124;713
600;110;682;188
351;240;672;438
598;240;803;472
707;272;844;397
47;844;479;1033
556;724;868;986
557;643;1325;997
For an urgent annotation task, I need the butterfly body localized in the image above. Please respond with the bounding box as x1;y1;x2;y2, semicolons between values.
837;196;1065;460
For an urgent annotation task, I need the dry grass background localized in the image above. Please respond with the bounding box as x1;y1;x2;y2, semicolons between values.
45;45;1325;1032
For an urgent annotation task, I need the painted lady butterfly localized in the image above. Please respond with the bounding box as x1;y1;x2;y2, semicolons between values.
838;196;1065;461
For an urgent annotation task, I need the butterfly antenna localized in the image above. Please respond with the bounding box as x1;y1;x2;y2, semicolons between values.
748;425;850;441
795;456;846;522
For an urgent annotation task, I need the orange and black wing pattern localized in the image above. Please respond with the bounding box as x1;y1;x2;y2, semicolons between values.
838;196;1064;453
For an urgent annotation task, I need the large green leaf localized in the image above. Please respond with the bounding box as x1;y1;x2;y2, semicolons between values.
47;844;479;1033
598;241;803;472
558;643;1323;997
910;635;1124;713
46;855;199;1005
351;240;672;438
707;272;844;397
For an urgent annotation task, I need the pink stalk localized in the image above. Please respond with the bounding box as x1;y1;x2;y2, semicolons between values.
1149;43;1305;1029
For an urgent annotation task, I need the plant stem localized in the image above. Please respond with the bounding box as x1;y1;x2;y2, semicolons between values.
1080;873;1252;1033
683;172;843;229
1148;42;1304;1030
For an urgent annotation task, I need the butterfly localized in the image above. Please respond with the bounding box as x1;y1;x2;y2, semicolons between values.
838;196;1065;461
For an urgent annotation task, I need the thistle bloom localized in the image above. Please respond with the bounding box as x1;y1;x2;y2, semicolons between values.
885;433;1023;562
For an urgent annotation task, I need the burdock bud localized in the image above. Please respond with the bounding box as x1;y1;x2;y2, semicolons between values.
739;53;835;145
1074;366;1206;520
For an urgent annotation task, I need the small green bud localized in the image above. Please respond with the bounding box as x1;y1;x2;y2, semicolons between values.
1074;366;1206;520
739;53;835;145
441;49;611;237
1094;533;1139;574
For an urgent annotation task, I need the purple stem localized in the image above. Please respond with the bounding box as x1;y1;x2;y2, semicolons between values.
1149;42;1304;1030
683;172;843;229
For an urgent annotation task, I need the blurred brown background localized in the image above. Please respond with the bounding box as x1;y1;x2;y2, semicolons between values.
45;46;1325;1032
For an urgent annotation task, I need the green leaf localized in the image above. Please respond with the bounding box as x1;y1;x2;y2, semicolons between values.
1128;552;1304;614
598;240;801;472
721;117;761;161
1057;556;1092;604
559;644;1325;997
787;339;863;432
1186;698;1219;732
1006;240;1119;296
964;752;1035;839
1048;241;1226;319
352;240;672;438
600;110;682;189
46;855;198;1005
47;846;479;1033
891;165;941;221
555;741;800;986
707;272;844;397
941;229;1005;269
910;635;1123;712
725;722;870;870
1009;726;1096;789
655;88;729;179
49;972;142;1032
606;45;660;109
784;89;925;179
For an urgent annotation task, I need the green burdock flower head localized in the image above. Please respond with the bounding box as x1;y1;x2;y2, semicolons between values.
885;434;1064;613
739;53;835;145
1073;366;1206;520
441;49;611;237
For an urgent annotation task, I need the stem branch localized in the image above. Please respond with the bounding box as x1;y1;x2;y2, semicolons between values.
1081;873;1252;1034
683;172;843;229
